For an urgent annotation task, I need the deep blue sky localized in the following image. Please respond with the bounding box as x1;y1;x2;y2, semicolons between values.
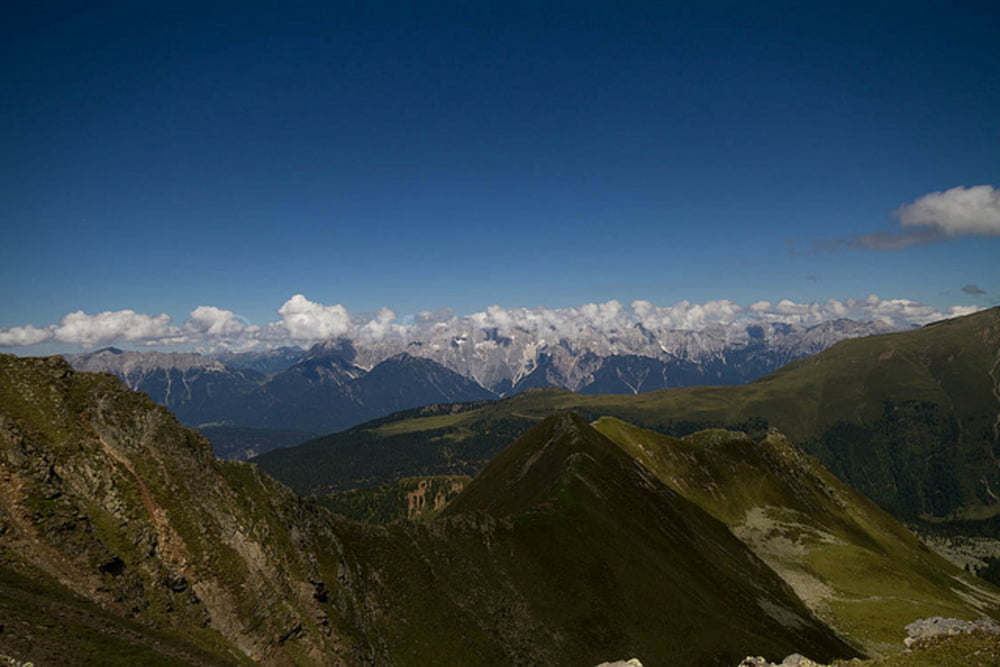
2;1;998;339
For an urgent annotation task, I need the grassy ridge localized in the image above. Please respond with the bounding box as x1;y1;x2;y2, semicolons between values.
340;413;860;665
592;418;1000;654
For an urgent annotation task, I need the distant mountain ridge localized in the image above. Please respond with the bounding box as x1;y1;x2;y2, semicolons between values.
64;317;894;455
349;315;896;393
63;346;264;427
66;344;494;439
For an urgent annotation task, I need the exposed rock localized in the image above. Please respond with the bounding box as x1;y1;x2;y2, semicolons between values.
737;654;827;666
595;660;644;667
1;654;34;667
903;616;1000;647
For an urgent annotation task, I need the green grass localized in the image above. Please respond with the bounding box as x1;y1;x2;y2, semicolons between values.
838;631;1000;666
339;413;860;665
590;416;1000;655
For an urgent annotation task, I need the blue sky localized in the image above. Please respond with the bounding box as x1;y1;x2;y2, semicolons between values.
2;1;998;352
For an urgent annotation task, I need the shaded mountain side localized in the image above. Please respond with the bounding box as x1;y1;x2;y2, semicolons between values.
0;355;367;664
191;351;496;434
318;475;471;523
253;396;538;495
266;308;1000;522
64;347;264;428
577;354;686;394
0;564;238;666
66;347;496;450
66;345;516;451
592;418;1000;654
196;425;317;460
342;413;861;666
212;346;305;375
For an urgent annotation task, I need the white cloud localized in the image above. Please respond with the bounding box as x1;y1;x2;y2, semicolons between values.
631;299;743;330
0;324;53;346
359;307;404;341
896;185;1000;236
186;306;247;338
0;294;986;350
811;184;1000;252
52;310;178;345
276;294;352;340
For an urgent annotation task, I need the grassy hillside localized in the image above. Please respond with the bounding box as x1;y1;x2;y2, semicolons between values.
339;413;860;665
592;418;1000;655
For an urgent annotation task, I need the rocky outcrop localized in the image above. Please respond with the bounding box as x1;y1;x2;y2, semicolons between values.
738;654;827;666
1;654;34;667
904;616;1000;647
0;355;362;664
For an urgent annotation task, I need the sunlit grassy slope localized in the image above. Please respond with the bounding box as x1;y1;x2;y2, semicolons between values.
592;417;1000;655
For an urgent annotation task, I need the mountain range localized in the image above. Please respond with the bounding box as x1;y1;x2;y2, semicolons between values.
3;353;997;664
64;317;894;456
65;345;494;441
257;307;1000;586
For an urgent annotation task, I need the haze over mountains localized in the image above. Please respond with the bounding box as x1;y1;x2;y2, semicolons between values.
65;315;894;454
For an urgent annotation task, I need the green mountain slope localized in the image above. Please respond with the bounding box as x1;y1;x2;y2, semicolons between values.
592;418;1000;655
318;474;470;523
254;399;534;494
259;307;1000;522
339;413;860;666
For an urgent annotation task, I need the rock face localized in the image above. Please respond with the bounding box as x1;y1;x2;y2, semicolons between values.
904;616;1000;647
0;354;361;664
349;316;895;394
738;653;828;666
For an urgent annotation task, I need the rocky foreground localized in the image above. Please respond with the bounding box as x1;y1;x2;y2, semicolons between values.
738;616;1000;666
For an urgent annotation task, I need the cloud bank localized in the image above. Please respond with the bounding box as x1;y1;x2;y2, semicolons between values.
817;185;1000;251
0;293;984;351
